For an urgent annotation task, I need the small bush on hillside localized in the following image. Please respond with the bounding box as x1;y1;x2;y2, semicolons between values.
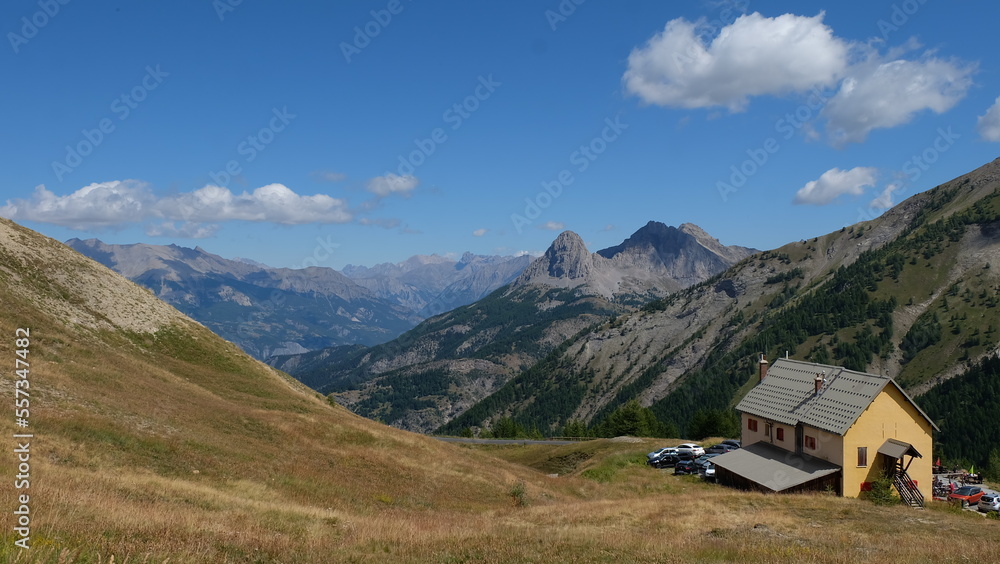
863;476;898;506
509;480;528;507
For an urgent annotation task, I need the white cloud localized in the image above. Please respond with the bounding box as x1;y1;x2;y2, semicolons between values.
600;224;616;232
0;181;352;230
869;182;903;210
977;96;1000;142
145;221;219;239
823;50;976;145
793;167;878;205
472;228;488;237
366;174;418;197
155;184;352;224
540;221;566;231
623;12;848;111
0;181;152;229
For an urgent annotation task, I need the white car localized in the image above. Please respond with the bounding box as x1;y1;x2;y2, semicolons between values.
675;443;705;457
647;447;679;460
978;494;1000;513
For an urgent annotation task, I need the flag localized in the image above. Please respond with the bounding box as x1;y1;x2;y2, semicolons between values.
935;457;941;466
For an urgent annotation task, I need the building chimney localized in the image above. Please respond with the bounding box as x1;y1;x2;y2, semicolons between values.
758;354;769;382
814;373;824;395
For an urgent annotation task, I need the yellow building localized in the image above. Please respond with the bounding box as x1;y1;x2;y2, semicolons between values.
712;358;937;505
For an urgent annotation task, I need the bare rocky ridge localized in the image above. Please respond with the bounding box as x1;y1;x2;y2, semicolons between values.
0;219;189;334
513;221;757;299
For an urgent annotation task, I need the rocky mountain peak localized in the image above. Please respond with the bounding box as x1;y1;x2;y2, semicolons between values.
514;231;593;287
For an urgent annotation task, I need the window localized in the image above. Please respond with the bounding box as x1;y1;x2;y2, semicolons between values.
776;427;785;441
805;435;816;450
747;418;758;432
857;447;868;467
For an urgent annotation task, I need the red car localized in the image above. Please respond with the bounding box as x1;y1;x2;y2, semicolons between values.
948;486;984;508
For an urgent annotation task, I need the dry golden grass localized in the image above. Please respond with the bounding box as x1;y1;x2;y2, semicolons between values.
0;221;998;562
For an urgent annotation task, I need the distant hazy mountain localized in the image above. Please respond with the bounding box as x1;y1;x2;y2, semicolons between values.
273;221;755;432
66;239;421;359
342;252;533;317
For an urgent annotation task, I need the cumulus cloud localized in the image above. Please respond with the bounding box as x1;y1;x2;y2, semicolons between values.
623;12;848;111
0;181;352;231
155;184;352;224
472;228;488;237
823;50;976;145
624;13;976;145
793;167;878;205
869;182;903;210
977;96;1000;142
0;181;152;229
540;221;566;231
366;174;418;197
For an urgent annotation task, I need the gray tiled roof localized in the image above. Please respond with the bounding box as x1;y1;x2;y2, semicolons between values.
736;358;937;436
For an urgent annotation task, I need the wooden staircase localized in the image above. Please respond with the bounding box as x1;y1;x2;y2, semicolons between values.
893;471;924;508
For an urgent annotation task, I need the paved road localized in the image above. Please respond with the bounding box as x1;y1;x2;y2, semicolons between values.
434;437;582;446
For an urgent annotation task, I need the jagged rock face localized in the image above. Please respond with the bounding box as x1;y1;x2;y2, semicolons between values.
514;222;757;299
517;231;594;282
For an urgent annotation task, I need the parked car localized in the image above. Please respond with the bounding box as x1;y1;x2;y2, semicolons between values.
673;458;700;475
948;486;984;508
978;494;1000;513
700;461;717;482
675;454;718;475
721;439;741;449
647;447;678;461
675;443;706;457
650;451;692;469
705;443;738;455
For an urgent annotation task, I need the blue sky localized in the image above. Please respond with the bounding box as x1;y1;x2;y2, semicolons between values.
3;0;999;269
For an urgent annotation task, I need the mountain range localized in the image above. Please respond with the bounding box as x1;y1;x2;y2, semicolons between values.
270;221;757;431
271;157;1000;469
65;240;531;360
